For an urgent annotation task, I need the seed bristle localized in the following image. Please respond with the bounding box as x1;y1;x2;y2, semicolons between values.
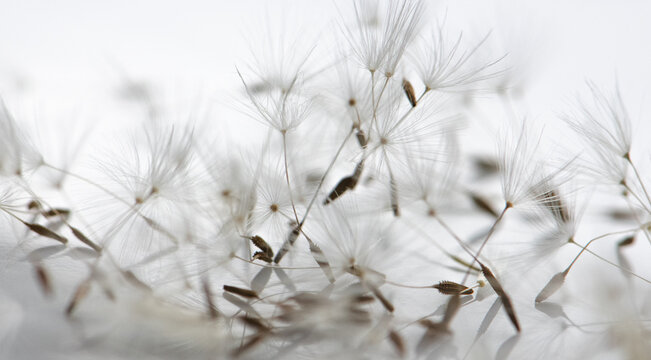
469;193;498;217
324;175;358;205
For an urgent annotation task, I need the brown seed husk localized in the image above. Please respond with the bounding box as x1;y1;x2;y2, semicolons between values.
223;285;259;299
274;225;301;264
69;226;102;253
41;208;71;218
371;286;394;313
469;193;498;217
433;281;474;296
23;222;68;244
480;263;521;332
324;176;358;205
249;235;274;259
402;79;418;107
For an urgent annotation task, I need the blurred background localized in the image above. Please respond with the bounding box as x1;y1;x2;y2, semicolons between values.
1;1;651;358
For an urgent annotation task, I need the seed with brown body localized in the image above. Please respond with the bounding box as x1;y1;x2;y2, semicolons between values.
223;285;259;299
402;79;418;107
23;222;68;244
249;235;273;262
433;281;474;295
34;264;52;296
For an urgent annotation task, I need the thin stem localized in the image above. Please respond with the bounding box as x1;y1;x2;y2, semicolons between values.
462;203;510;284
42;162;131;208
564;227;639;273
622;181;651;214
232;255;320;270
385;90;429;135
299;127;354;226
385;280;432;289
568;239;651;284
435;215;476;260
370;76;391;131
402;216;481;273
281;132;301;226
620;187;651;246
382;146;399;216
41;162;177;244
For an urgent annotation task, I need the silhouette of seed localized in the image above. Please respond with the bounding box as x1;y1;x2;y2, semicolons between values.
34;264;52;296
469;193;498;217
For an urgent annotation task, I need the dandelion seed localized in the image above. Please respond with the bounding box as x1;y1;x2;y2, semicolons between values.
564;81;631;159
231;333;267;358
433;281;474;296
480;263;520;332
324;160;364;205
0;98;43;176
403;79;417;107
477;297;502;338
340;0;423;74
535;271;567;303
238;316;270;331
68;226;102;253
122;270;152;292
412;25;506;93
223;293;261;317
27;200;41;210
370;285;394;312
202;277;220;319
390;175;400;217
273;267;296;291
273;224;300;263
618;235;635;247
250;267;272;293
473;156;499;177
223;285;259;299
40;208;70;219
616;235;635;278
417;295;459;353
248;235;274;263
495;334;520;360
356;128;368;148
306;238;336;283
22;222;68;244
66;280;91;316
324;175;358;205
388;330;406;357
